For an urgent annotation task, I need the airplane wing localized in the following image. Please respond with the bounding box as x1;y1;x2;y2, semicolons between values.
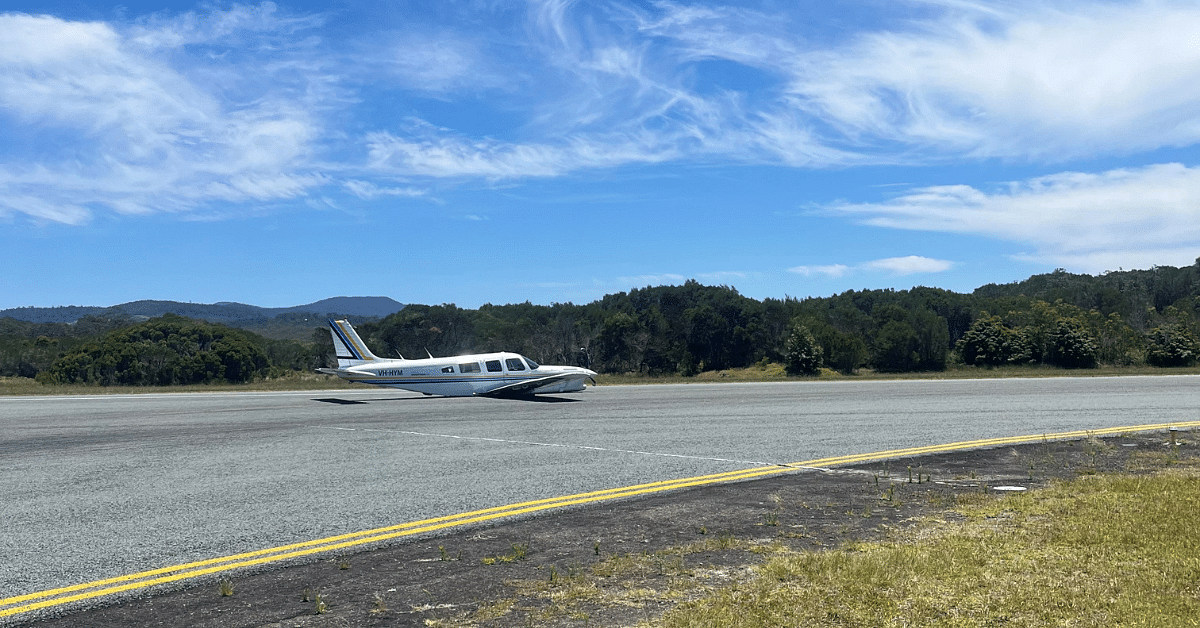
478;373;584;397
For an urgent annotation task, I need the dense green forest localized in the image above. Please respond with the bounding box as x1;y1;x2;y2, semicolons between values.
2;262;1199;386
1;314;323;385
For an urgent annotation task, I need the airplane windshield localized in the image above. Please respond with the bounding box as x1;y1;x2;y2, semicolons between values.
525;357;539;370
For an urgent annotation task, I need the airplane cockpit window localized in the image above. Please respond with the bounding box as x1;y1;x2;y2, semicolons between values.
460;362;482;373
485;360;503;372
524;357;539;370
505;358;525;371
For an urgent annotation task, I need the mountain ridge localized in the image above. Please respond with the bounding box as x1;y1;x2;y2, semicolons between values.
0;297;406;325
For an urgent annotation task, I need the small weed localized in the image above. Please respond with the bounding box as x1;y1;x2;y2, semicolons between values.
593;541;601;556
313;590;327;615
483;542;531;565
716;531;735;549
217;576;234;597
762;511;779;526
371;591;388;614
302;586;312;602
338;557;351;570
567;561;584;578
697;525;707;535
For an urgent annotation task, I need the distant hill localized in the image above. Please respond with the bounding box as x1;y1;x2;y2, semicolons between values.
0;297;405;325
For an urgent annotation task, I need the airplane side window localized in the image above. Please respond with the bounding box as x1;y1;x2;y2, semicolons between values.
459;362;481;373
485;360;503;372
441;366;455;374
505;358;525;371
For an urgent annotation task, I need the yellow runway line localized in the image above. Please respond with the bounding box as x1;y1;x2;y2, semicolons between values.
4;421;1195;619
794;421;1200;468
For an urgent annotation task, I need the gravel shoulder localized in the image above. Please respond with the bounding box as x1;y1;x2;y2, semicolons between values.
15;430;1193;628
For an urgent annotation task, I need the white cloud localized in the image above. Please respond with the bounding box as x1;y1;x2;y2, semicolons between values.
360;0;1200;179
379;33;502;95
0;11;332;224
788;264;851;278
625;0;1200;163
788;258;953;278
861;256;956;275
364;122;683;178
8;1;1200;224
779;1;1200;159
830;162;1200;273
343;180;426;200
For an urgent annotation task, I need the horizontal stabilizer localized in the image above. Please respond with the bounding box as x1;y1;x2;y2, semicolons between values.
316;367;376;381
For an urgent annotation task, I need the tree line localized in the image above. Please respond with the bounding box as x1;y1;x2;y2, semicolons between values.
2;261;1198;386
350;262;1200;375
3;314;323;385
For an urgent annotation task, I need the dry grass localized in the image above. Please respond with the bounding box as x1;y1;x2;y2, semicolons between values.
6;362;1198;397
425;454;1200;627
595;363;1200;387
652;464;1200;628
0;373;357;396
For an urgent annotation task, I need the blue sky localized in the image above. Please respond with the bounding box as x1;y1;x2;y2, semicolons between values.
2;0;1199;310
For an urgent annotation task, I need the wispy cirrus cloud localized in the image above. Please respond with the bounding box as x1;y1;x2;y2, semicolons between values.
7;0;1200;228
0;8;331;224
830;163;1200;273
363;0;1200;179
789;257;954;278
342;180;426;200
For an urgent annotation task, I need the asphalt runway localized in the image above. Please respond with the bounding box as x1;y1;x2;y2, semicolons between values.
3;376;1198;603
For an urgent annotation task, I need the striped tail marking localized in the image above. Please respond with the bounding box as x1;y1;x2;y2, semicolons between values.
329;319;377;366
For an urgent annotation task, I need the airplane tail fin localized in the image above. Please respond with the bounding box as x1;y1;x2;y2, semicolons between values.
328;319;380;367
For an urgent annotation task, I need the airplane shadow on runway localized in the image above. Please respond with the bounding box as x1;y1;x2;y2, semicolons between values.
312;395;581;405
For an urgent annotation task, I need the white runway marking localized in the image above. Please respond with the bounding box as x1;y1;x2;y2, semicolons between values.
315;425;779;467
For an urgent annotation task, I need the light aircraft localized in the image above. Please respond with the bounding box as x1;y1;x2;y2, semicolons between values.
317;319;597;397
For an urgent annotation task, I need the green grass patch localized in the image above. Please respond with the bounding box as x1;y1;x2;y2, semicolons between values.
480;542;530;566
654;468;1200;627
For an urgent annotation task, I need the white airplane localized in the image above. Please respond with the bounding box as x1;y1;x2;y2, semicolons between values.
317;319;597;397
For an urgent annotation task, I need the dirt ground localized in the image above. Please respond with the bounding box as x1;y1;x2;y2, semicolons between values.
16;430;1194;628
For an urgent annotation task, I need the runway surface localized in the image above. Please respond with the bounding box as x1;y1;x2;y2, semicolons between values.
2;376;1197;602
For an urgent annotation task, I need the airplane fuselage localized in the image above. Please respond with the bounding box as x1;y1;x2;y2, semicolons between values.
320;318;596;397
327;353;593;396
